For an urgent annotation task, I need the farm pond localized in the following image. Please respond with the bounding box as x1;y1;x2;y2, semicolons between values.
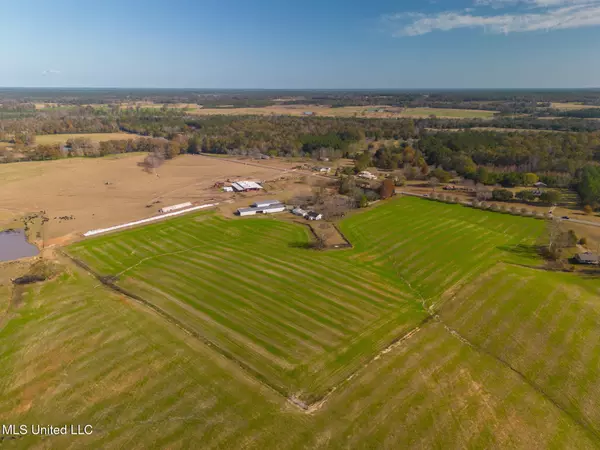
0;229;39;262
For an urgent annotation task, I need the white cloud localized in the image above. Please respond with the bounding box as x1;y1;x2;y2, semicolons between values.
385;0;600;35
475;0;598;7
42;69;61;75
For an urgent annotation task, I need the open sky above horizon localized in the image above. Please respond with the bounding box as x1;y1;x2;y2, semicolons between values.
2;0;600;89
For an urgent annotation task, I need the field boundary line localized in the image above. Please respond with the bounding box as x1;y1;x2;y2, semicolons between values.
59;250;292;399
437;314;600;443
83;203;219;237
57;249;436;414
298;317;432;414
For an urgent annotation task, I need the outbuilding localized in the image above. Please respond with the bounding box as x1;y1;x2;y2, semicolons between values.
252;200;281;208
159;202;193;213
237;203;286;216
575;252;599;265
232;181;263;192
292;207;308;217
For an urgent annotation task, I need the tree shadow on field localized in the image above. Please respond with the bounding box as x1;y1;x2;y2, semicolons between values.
497;243;542;259
288;241;314;250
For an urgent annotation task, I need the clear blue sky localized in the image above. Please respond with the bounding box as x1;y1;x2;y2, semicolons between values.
2;0;600;88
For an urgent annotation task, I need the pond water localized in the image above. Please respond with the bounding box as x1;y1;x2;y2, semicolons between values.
0;229;40;262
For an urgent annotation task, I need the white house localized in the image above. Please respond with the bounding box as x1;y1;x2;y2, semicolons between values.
358;171;377;180
307;211;323;221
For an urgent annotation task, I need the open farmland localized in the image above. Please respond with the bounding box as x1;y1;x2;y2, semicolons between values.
67;213;427;403
339;197;545;301
186;105;497;119
0;153;299;242
551;102;600;110
2;197;600;448
34;132;140;145
67;197;544;404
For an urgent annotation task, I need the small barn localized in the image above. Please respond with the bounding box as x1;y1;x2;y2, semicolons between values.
575;252;599;265
232;181;263;192
292;207;308;217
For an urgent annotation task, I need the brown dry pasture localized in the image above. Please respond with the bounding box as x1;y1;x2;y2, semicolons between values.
34;132;140;145
0;154;304;243
551;102;600;110
186;104;497;119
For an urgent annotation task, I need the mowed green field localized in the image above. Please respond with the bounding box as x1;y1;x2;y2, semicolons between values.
2;197;600;447
1;265;597;449
67;213;427;403
67;197;543;403
340;197;544;301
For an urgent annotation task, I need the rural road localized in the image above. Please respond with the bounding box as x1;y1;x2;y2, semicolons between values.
398;190;600;228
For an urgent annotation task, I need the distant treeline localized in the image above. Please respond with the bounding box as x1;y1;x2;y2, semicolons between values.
2;88;600;111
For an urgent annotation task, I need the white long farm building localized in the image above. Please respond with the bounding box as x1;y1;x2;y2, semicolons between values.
252;200;280;208
232;181;263;192
159;202;192;213
237;203;285;216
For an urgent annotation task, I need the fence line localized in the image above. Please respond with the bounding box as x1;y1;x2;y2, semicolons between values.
83;203;218;237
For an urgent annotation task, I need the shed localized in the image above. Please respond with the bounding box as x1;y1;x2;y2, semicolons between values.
292;207;308;217
575;252;599;265
252;200;281;208
159;202;193;213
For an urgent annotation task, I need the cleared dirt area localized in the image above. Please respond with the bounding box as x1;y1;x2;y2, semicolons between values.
551;102;600;110
0;154;305;243
35;132;140;145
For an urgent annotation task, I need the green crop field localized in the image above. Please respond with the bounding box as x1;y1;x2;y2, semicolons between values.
67;212;428;404
3;196;600;448
67;197;543;404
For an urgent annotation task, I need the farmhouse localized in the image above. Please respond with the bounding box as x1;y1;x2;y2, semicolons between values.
252;200;281;208
575;252;599;265
307;211;323;221
358;171;377;180
237;203;285;216
232;181;263;192
159;202;193;213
